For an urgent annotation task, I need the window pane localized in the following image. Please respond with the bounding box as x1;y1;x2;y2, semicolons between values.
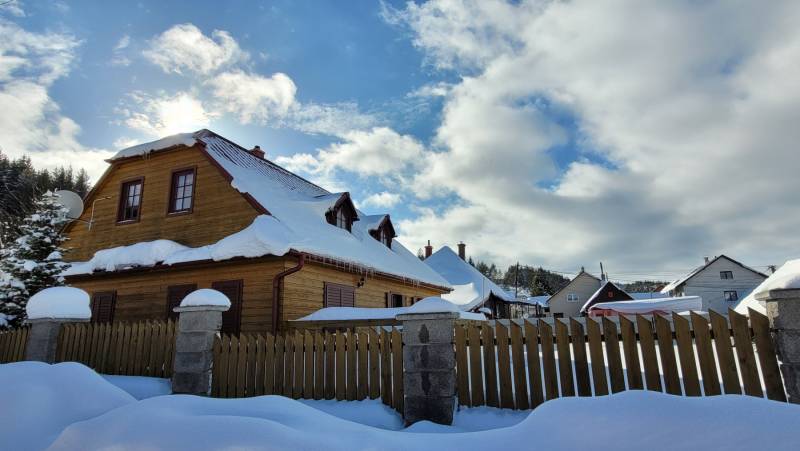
185;173;193;184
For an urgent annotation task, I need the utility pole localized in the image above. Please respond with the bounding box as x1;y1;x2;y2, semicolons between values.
514;261;520;298
599;262;605;281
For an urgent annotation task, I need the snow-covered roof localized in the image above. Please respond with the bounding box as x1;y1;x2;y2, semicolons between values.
734;258;800;315
629;292;669;300
589;296;702;315
661;255;767;294
580;280;632;313
526;295;551;306
68;130;450;288
424;246;513;311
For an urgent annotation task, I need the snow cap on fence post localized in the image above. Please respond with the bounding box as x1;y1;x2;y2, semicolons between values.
396;297;460;426
171;289;230;396
24;286;91;363
756;287;800;404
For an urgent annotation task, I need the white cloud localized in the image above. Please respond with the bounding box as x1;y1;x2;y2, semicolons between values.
360;191;402;209
388;0;800;271
0;19;111;180
116;91;214;137
276;127;424;179
2;1;25;17
207;70;296;124
282;101;377;138
143;23;247;75
110;35;132;67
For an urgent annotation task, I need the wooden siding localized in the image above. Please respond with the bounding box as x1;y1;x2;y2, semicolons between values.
681;258;767;313
67;258;284;334
64;145;260;262
67;257;446;334
281;260;443;323
548;272;601;317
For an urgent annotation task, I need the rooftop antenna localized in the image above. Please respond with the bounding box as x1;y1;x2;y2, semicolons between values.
599;261;605;281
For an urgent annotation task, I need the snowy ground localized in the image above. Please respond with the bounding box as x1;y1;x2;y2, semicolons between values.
2;362;798;451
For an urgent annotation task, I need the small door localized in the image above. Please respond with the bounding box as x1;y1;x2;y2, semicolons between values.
212;280;243;335
166;284;197;320
91;291;117;323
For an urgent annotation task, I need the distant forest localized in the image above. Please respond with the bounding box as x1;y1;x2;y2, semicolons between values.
469;258;668;297
0;151;91;245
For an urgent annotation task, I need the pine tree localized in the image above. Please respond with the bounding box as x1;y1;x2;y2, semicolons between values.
0;192;70;329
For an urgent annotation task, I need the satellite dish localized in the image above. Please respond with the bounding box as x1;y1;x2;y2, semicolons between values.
53;190;84;220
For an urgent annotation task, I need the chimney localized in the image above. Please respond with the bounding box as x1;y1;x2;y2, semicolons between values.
249;145;265;159
424;240;433;259
457;242;466;260
704;256;710;264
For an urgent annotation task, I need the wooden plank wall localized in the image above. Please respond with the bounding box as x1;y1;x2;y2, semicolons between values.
54;320;176;378
212;326;404;412
454;308;786;410
0;327;29;363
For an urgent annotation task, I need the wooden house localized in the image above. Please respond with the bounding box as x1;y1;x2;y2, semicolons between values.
545;269;601;318
660;254;767;313
62;130;450;334
579;280;634;314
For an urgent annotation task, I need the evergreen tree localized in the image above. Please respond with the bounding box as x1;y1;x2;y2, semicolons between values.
0;192;70;329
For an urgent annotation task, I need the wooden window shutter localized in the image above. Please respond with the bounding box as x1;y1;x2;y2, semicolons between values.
166;284;197;320
324;282;355;308
212;280;243;335
91;291;117;323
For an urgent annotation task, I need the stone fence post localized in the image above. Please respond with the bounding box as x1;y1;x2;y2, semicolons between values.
756;288;800;404
25;287;91;363
396;311;459;426
171;292;229;395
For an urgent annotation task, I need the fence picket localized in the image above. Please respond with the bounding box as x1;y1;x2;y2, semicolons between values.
495;322;515;408
304;331;315;399
524;320;544;407
346;332;358;401
380;329;392;407
481;324;499;407
391;328;403;413
636;315;662;393
336;331;347;401
538;320;559;400
315;331;326;400
468;323;486;406
729;310;762;397
254;335;265;396
689;313;719;396
217;335;230;398
602;318;625;393
618;316;642;390
710;310;742;394
749;309;786;401
555;319;575;398
585;318;608;396
455;324;471;406
368;329;380;400
655;315;682;395
293;331;305;398
284;333;296;398
357;331;368;401
569;319;591;397
510;321;529;409
324;331;334;399
264;333;276;396
247;333;258;397
673;313;701;396
226;335;240;398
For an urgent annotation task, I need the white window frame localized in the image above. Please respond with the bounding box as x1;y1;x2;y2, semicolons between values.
723;290;739;302
567;293;579;302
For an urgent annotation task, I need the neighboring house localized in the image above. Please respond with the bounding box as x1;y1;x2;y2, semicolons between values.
62;130;450;334
547;269;601;318
661;255;768;313
579;280;634;314
424;245;516;317
734;258;800;316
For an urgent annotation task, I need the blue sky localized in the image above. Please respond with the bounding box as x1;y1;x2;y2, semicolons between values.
3;0;800;279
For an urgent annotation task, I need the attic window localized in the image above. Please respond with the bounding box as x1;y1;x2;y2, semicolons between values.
720;271;734;280
169;168;195;214
117;178;143;223
324;194;358;232
368;216;396;249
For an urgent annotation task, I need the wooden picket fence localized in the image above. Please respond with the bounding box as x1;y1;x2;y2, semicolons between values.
212;326;405;412
0;326;29;363
454;309;786;410
55;320;177;377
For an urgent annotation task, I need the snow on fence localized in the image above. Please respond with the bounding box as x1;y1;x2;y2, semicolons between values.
212;327;404;413
0;326;29;363
54;320;177;378
455;309;786;410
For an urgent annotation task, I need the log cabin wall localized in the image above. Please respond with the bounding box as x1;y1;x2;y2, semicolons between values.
64;145;260;262
66;258;283;333
280;260;444;323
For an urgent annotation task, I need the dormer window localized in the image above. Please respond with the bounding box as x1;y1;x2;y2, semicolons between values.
368;215;396;249
323;192;358;232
